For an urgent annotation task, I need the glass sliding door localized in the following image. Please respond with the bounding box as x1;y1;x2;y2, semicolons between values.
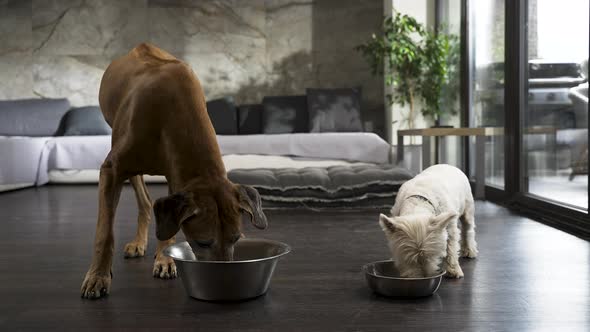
523;0;589;210
437;0;462;167
464;0;589;234
439;0;461;126
468;0;505;188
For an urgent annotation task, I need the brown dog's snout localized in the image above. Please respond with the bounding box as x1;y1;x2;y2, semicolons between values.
193;244;234;261
214;246;234;261
224;247;235;261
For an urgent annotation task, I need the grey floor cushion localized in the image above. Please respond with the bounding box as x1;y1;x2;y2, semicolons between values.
228;165;414;207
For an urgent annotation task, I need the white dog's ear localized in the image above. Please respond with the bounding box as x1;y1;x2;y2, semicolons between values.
430;211;458;231
379;214;397;234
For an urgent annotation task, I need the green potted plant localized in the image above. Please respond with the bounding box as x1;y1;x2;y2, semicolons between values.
438;34;461;125
420;29;459;126
355;12;459;128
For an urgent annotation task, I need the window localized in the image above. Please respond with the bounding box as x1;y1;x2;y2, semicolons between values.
468;0;505;188
523;0;589;210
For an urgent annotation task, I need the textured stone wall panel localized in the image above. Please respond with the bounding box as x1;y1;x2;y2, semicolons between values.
1;0;384;131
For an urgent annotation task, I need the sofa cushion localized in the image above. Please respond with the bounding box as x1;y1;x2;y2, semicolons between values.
237;104;263;135
217;132;391;164
0;98;71;136
262;95;308;134
306;88;363;132
206;97;238;135
59;106;112;136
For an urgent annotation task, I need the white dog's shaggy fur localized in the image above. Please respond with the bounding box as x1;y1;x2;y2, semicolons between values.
379;164;478;278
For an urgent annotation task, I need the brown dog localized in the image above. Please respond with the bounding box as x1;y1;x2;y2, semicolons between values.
81;43;268;299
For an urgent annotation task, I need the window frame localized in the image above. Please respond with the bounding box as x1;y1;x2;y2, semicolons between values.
458;0;590;239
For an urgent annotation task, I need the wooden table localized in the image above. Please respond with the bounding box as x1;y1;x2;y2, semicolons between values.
396;127;502;199
396;127;558;199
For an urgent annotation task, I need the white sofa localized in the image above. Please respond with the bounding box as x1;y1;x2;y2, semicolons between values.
0;132;392;192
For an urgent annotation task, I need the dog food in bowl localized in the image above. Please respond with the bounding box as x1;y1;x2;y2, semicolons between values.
363;260;445;297
164;238;290;301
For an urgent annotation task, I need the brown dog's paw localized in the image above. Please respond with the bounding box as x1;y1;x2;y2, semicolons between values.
153;255;177;279
445;265;464;279
81;271;111;299
124;241;147;258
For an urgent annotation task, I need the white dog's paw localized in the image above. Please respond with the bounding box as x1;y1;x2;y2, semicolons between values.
446;265;464;278
461;246;478;258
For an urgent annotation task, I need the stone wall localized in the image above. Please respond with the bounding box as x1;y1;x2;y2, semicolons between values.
0;0;385;133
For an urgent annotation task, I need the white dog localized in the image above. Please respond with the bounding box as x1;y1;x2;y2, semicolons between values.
379;164;478;278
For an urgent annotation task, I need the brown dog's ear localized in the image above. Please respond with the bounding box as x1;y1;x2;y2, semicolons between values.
430;211;458;231
236;185;268;230
154;192;195;241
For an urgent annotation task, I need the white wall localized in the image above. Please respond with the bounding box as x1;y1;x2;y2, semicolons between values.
536;0;589;62
384;0;435;173
385;0;462;171
385;0;436;146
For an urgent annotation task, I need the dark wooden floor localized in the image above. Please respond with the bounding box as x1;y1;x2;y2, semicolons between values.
0;185;589;331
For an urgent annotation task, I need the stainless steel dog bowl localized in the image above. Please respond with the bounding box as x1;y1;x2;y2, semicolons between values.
363;260;445;297
163;239;290;301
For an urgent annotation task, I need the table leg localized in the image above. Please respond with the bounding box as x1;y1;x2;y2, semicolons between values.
422;136;431;170
475;135;485;199
397;135;404;165
549;131;557;176
439;136;447;164
435;136;439;164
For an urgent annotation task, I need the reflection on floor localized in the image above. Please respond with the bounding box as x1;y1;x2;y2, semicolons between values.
529;174;588;209
484;173;588;210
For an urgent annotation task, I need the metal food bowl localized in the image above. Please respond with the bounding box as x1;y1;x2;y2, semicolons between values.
163;239;290;301
363;260;445;297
